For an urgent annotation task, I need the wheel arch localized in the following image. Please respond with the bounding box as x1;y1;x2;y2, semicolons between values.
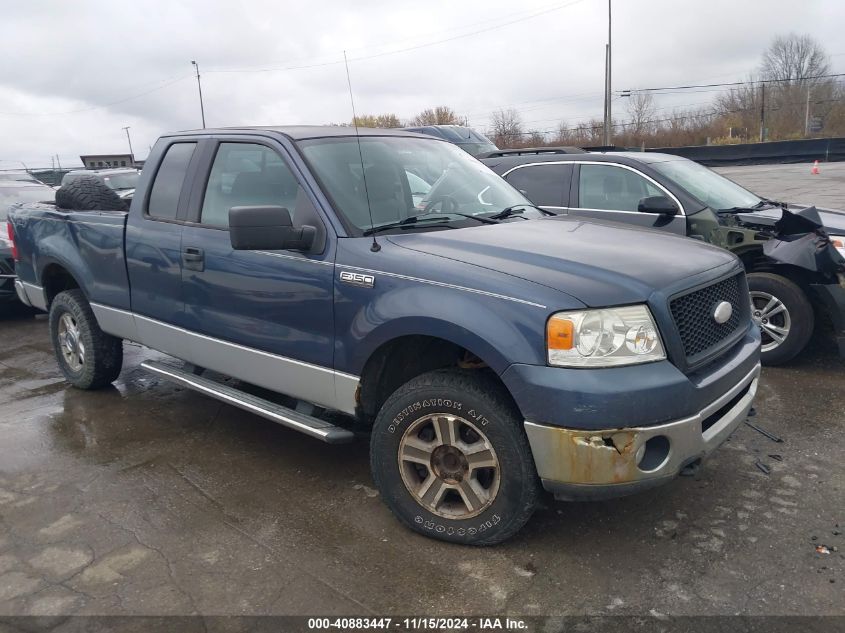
354;328;524;423
40;259;85;308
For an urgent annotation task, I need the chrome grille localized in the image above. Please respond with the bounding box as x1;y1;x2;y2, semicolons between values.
670;274;746;363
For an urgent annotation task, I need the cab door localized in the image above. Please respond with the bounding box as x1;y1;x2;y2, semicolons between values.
178;138;339;410
568;163;687;235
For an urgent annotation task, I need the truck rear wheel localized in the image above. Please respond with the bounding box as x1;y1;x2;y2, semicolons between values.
55;175;128;211
49;289;123;389
748;273;814;365
370;369;539;545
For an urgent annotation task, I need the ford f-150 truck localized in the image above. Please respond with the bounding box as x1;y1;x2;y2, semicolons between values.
7;126;761;544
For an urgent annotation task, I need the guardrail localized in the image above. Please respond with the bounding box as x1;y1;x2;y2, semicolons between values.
584;138;845;166
644;138;845;166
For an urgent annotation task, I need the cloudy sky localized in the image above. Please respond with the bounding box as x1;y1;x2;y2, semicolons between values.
1;0;843;167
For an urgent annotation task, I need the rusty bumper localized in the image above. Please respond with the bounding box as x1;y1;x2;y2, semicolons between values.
524;363;761;501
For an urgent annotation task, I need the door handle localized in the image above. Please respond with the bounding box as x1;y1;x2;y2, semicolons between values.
182;247;205;271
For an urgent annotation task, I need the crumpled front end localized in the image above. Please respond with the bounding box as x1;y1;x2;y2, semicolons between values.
525;363;760;501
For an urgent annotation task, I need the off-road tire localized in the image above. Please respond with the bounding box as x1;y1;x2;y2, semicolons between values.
49;289;123;389
55;175;128;211
748;273;814;365
370;369;540;545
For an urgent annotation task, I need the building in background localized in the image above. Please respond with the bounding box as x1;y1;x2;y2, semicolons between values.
79;153;135;169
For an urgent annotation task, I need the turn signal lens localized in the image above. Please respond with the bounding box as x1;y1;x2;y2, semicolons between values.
547;317;574;350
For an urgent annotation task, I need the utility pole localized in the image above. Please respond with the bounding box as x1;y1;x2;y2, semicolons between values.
759;83;765;142
191;60;206;129
55;154;62;170
804;84;811;137
603;0;612;146
122;126;134;165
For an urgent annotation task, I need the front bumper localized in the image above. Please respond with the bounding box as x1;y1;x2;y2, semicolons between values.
525;362;760;501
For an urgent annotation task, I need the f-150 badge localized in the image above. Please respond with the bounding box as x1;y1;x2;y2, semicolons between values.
340;270;375;288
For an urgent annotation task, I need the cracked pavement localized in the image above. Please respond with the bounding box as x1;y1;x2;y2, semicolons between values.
0;164;843;617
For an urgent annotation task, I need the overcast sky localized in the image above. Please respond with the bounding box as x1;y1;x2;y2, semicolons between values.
1;0;843;167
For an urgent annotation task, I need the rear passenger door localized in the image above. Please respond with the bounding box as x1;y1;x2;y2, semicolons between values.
178;139;338;409
568;163;687;234
502;162;572;213
126;140;199;357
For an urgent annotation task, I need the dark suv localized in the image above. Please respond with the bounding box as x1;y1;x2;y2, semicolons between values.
402;125;498;157
482;150;845;365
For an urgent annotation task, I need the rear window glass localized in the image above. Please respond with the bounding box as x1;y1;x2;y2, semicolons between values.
147;143;196;220
505;164;569;207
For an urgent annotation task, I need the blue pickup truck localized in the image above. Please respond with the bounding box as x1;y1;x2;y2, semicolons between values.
7;127;760;544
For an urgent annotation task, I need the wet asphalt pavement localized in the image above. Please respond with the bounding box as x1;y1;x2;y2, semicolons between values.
0;164;843;618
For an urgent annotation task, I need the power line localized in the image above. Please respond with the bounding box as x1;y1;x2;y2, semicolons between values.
204;0;588;75
0;74;192;117
620;72;845;95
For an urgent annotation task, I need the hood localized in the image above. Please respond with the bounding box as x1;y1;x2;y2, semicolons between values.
740;204;845;235
387;216;737;307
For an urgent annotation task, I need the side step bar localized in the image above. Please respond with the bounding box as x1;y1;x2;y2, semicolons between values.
140;360;355;444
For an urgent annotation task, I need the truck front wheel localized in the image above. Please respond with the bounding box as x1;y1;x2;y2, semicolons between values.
747;273;814;365
370;369;540;545
49;289;123;389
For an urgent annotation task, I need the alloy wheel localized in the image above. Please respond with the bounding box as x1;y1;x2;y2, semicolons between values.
397;414;500;519
750;291;792;352
58;312;85;371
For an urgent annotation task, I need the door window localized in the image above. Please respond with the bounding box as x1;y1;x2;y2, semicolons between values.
578;164;663;212
200;143;301;228
505;164;569;207
147;142;196;220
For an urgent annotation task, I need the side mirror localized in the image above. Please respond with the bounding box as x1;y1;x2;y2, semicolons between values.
229;206;316;251
638;195;679;216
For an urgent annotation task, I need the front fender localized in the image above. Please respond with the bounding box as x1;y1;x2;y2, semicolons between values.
336;283;549;376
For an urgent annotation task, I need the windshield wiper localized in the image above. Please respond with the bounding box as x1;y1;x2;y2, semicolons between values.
363;213;497;236
488;203;554;220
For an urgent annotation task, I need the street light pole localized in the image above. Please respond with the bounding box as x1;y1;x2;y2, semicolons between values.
122;126;134;165
804;84;811;137
603;0;612;146
191;60;206;129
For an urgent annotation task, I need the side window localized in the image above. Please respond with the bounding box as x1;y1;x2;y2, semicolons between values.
200;143;300;228
147;143;197;220
578;164;663;212
505;164;568;207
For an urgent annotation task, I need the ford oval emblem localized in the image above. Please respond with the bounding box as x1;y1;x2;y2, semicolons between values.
713;301;733;324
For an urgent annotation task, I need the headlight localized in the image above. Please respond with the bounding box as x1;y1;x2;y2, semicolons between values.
547;305;666;367
830;235;845;259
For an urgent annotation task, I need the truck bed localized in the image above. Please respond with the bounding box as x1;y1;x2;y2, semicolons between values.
9;203;131;311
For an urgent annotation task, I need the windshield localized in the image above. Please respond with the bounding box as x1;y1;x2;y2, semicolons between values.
652;158;762;211
298;136;532;235
457;142;498;157
0;185;55;220
102;172;139;191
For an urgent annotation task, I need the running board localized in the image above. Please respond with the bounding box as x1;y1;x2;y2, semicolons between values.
140;360;355;444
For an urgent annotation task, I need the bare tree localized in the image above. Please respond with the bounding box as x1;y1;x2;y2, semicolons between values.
489;108;523;147
759;34;834;138
410;106;461;126
761;33;831;82
625;91;657;138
